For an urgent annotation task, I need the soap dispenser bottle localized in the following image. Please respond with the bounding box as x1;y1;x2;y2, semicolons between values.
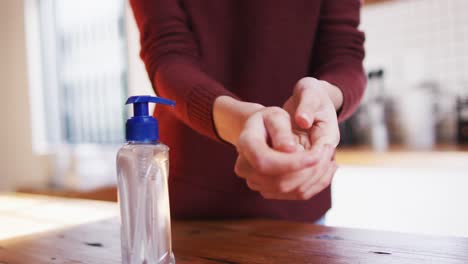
117;95;176;264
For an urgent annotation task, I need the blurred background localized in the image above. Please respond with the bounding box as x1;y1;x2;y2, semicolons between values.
1;0;467;237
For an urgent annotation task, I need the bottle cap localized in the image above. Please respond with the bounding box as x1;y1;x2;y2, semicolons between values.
125;95;175;142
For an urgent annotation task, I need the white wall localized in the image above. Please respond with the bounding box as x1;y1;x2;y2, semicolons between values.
362;0;468;95
0;0;50;191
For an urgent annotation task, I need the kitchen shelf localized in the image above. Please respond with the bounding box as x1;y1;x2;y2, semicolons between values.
365;0;394;5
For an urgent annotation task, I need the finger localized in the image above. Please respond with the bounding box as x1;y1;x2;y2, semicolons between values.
236;148;325;195
237;121;321;175
263;107;297;152
255;146;335;200
257;148;330;199
301;160;337;200
295;130;311;150
246;179;262;192
297;145;334;195
234;155;255;179
235;155;280;193
309;112;340;147
271;165;318;194
235;155;270;190
293;78;321;129
257;145;328;194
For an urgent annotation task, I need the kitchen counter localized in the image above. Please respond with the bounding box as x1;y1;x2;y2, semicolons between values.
335;144;468;167
330;145;468;238
1;193;468;264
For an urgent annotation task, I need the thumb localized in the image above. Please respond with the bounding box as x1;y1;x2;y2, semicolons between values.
309;115;340;148
294;88;320;130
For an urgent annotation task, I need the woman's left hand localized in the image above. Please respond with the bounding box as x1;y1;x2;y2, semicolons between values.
283;77;342;149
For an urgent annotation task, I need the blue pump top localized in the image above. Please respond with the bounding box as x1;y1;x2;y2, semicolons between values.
125;95;175;142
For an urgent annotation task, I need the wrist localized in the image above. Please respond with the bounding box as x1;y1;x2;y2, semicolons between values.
213;95;263;145
324;82;344;111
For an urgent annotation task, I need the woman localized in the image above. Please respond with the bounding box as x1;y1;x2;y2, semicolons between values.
130;0;366;222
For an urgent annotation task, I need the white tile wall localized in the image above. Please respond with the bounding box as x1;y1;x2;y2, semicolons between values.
361;0;468;95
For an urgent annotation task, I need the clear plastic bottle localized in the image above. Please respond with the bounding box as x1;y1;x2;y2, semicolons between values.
117;96;175;264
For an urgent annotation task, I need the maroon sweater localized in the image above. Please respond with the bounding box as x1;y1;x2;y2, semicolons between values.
130;0;366;222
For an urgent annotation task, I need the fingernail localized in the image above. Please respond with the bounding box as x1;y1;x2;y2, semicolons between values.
281;141;296;152
296;144;305;152
299;113;310;126
285;140;297;148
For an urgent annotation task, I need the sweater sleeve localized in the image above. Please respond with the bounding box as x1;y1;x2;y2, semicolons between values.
129;0;238;141
310;0;366;121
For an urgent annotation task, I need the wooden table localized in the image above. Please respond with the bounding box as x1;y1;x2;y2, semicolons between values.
1;194;468;264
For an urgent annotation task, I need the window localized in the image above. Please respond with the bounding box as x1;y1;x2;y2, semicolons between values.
25;0;129;190
31;0;127;147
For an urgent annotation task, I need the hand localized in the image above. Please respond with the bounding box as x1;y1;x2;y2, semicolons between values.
213;83;341;200
234;107;337;200
283;77;342;148
258;77;340;200
235;144;337;200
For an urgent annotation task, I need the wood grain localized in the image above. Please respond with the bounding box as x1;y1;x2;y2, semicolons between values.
1;194;468;264
172;220;468;264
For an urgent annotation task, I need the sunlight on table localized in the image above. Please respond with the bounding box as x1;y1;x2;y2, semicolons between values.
0;193;118;241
